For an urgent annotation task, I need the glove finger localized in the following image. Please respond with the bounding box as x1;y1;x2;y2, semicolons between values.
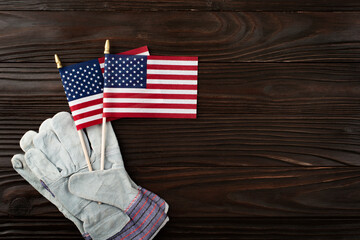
33;130;76;176
39;118;52;132
11;154;86;234
51;112;92;167
20;130;37;152
25;148;61;182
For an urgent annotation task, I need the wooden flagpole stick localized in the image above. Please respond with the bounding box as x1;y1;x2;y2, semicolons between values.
55;54;93;172
100;40;110;170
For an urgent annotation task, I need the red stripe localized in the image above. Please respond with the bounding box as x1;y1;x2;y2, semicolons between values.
139;205;166;240
104;92;197;99
146;84;197;90
72;108;103;121
76;118;102;130
120;46;148;55
132;193;156;220
147;74;197;80
103;102;197;109
147;64;198;70
119;200;158;240
69;98;103;111
132;197;148;220
148;56;198;61
104;112;196;119
98;46;149;64
106;117;118;121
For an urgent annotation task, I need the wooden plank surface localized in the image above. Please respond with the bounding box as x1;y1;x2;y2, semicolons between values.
2;217;360;240
3;167;360;218
0;12;358;63
1;63;359;167
0;0;360;239
0;0;359;12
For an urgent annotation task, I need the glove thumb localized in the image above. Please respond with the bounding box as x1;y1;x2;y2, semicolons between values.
68;168;139;211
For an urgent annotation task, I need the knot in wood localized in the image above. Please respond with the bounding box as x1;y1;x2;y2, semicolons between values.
8;197;31;216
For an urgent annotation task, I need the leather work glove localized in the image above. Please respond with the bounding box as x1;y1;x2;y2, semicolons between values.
11;112;169;240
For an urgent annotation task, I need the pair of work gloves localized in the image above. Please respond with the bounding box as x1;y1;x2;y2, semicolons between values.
11;112;169;240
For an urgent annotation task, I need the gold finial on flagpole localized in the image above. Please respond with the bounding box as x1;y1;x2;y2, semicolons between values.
54;54;62;69
104;39;110;54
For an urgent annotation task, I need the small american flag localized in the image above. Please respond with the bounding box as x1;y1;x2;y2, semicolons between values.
58;46;150;130
103;55;198;119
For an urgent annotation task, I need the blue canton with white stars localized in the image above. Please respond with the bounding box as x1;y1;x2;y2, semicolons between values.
104;54;147;88
59;59;104;102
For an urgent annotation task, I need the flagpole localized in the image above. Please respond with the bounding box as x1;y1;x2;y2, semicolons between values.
100;39;110;170
55;54;93;172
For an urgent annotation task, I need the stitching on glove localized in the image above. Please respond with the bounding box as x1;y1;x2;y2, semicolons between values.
40;180;55;197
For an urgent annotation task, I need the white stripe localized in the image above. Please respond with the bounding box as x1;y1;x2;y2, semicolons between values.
104;88;197;95
104;108;196;114
100;63;104;68
68;93;103;107
104;98;197;104
146;79;197;85
72;104;103;116
138;51;149;56
74;114;103;125
147;59;198;66
147;69;197;75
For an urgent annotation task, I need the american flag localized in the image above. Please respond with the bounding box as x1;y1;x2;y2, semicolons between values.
103;55;198;119
58;46;150;130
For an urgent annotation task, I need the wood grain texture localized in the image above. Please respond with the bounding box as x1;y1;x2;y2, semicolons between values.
1;63;359;167
2;167;360;218
0;12;358;63
0;0;359;12
0;2;359;239
2;217;360;240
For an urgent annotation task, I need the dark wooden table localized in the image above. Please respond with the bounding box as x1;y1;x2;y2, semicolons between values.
1;1;360;239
